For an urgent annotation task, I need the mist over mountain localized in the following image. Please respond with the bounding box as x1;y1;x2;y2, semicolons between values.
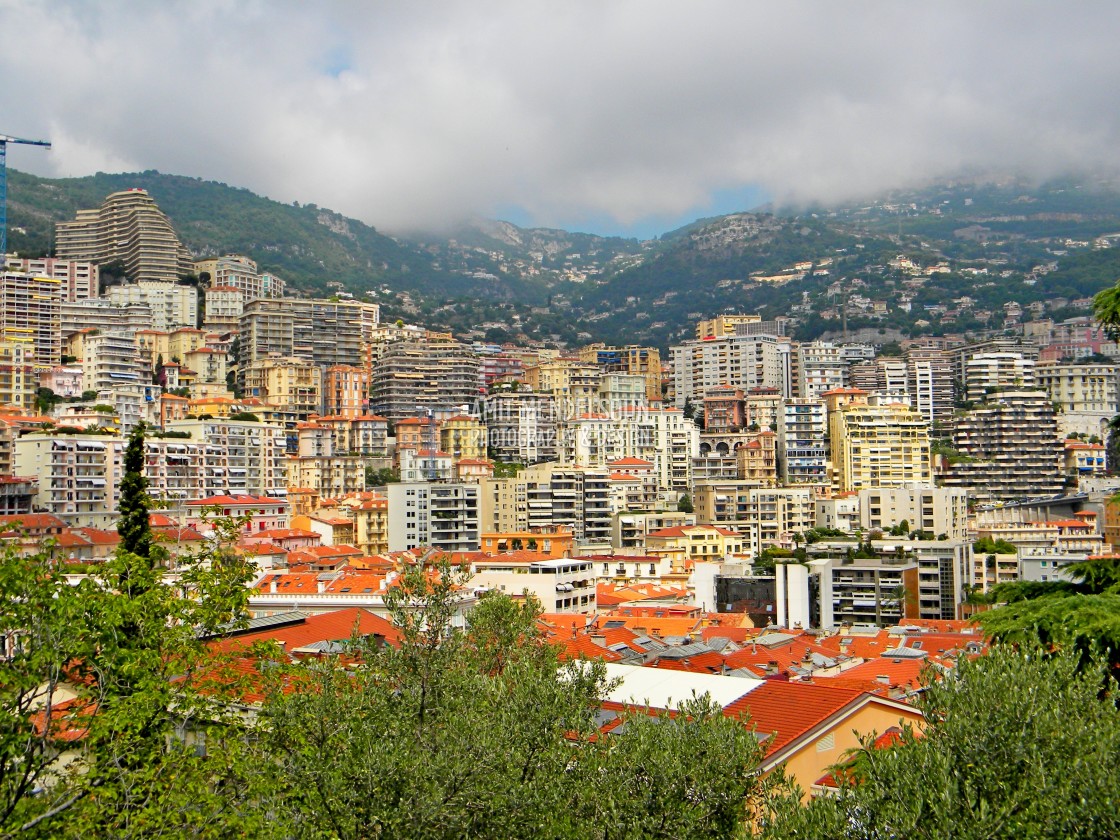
9;168;1120;350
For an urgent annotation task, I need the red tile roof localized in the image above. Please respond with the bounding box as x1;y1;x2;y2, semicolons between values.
214;608;400;655
723;681;867;757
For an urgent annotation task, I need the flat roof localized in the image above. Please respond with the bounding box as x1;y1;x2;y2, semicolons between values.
599;662;762;710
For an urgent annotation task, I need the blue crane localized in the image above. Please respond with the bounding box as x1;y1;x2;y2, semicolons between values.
0;132;51;256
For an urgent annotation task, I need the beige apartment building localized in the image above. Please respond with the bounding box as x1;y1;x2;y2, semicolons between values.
825;389;931;493
4;257;99;301
56;189;193;282
243;356;323;421
939;391;1064;502
1035;360;1120;437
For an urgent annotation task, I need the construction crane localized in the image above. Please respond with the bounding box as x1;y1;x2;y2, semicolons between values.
0;132;51;256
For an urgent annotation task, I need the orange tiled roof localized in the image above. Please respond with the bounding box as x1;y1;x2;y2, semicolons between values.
723;681;867;757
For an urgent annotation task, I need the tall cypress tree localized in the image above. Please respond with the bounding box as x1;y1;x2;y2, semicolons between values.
117;422;152;564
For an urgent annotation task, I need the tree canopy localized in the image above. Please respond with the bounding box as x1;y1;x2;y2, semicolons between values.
762;645;1120;840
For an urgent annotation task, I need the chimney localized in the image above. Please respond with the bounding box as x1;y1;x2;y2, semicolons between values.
269;579;277;594
876;674;891;686
317;580;326;594
591;634;607;647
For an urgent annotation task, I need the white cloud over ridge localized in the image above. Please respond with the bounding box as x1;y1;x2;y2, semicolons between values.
2;1;1118;236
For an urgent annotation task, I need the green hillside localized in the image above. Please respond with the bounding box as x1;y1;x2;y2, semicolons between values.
6;169;512;300
9;168;1120;351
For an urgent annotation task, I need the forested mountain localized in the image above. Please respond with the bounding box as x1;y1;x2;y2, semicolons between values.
9;169;1120;350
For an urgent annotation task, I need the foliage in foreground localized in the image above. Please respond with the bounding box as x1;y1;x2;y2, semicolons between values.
249;567;778;839
6;428;1120;837
762;645;1120;840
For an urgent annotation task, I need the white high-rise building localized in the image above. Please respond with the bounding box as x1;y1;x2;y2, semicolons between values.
671;334;792;406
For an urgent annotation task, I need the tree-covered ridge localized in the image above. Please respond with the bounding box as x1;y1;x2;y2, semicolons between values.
8;169;473;299
11;168;1120;350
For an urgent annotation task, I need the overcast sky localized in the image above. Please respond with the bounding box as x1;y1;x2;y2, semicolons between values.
2;1;1119;238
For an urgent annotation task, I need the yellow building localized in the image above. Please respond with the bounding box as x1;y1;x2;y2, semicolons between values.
524;358;601;410
439;415;488;461
0;341;37;411
135;329;171;369
336;492;389;556
243;356;322;422
187;395;240;418
578;344;663;403
167;327;209;362
695;314;761;340
825;389;931;492
644;524;747;573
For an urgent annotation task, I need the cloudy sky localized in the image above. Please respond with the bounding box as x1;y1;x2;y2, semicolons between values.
2;1;1118;237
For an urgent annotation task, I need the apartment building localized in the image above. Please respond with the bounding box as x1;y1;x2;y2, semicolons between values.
779;398;828;485
578;343;663;403
14;433;124;527
470;556;596;614
477;391;558;464
56;188;194;282
644;524;747;576
165;418;288;498
963;352;1036;402
524;357;602;415
61;299;150;341
824;390;931;493
611;510;697;550
798;341;849;400
940;391;1064;502
323;364;370;417
107;280;198;332
616;405;698;495
480;463;613;545
81;331;146;392
202;285;244;332
0;342;36;412
671;334;792;407
905;346;955;426
4;257;98;301
0;270;62;369
238;297;380;381
369;337;480;423
859;487;970;541
336;492;390;556
387;482;480;552
1035;360;1120;437
439;415;488;461
810;554;920;628
874;358;909;397
695;314;762;339
194;255;286;301
693;483;816;557
242;356;323;421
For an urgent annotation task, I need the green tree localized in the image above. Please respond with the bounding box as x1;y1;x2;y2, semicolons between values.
763;646;1120;839
250;560;782;839
0;541;88;834
116;423;154;567
0;449;257;838
365;466;400;487
978;553;1120;670
677;493;694;513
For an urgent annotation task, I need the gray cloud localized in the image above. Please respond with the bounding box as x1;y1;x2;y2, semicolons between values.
2;1;1118;235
